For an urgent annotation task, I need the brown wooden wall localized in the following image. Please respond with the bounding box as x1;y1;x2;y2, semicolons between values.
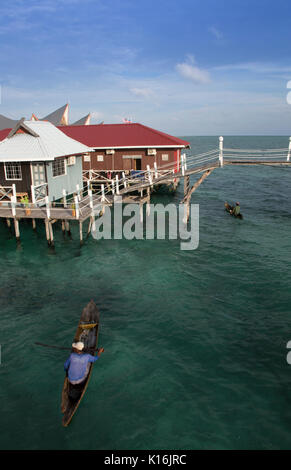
0;162;32;195
82;148;181;172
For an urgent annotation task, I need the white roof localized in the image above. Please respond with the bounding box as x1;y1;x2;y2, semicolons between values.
0;120;92;162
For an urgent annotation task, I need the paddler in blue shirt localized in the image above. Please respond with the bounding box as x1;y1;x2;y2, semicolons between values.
64;341;104;385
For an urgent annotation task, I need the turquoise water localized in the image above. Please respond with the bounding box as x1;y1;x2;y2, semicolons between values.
0;136;291;450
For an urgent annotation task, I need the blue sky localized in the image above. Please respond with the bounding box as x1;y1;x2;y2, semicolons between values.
1;0;291;135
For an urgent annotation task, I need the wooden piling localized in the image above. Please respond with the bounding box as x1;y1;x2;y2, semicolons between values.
44;219;50;245
61;220;66;236
65;220;71;237
184;175;190;198
32;219;36;230
79;221;83;245
14;218;20;241
6;218;11;228
146;187;151;216
49;221;54;247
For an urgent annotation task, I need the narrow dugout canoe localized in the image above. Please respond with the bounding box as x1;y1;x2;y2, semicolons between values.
61;300;100;427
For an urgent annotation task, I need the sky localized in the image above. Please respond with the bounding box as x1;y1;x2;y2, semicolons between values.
0;0;291;135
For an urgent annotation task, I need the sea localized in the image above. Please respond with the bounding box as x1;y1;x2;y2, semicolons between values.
0;136;291;450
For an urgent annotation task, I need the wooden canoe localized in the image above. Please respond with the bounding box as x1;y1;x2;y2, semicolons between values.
61;300;100;427
224;202;243;219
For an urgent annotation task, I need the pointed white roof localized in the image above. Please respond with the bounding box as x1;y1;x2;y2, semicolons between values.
0;120;92;162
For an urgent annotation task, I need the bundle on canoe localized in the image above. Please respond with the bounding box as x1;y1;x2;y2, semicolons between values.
61;300;100;427
224;202;243;219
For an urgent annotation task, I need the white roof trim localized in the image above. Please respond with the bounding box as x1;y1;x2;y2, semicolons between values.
91;145;187;150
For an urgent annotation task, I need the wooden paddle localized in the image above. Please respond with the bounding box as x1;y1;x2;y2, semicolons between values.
35;342;104;353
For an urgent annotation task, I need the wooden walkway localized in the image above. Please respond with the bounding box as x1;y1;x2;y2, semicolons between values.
1;156;290;244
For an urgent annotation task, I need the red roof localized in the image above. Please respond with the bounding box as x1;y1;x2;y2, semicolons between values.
60;123;190;148
0;128;10;141
0;122;190;148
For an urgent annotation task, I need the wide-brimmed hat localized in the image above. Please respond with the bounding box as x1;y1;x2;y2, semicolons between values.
72;341;84;351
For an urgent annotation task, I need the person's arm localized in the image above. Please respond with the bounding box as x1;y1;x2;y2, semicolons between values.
64;356;71;371
88;348;104;363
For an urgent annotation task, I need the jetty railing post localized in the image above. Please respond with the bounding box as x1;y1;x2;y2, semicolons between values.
111;179;115;195
76;184;81;201
31;185;36;204
11;195;16;217
181;154;185;176
62;189;67;208
122;172;127;189
12;184;16;199
89;189;94;213
45;196;50;219
74;195;80;219
101;184;105;202
287;137;291;162
115;175;120;195
219;136;224;167
147;165;153;186
154;161;158;179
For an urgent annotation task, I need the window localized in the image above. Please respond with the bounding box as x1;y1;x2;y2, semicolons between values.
84;155;91;162
97;155;104;162
4;162;22;180
52;158;66;177
162;154;169;161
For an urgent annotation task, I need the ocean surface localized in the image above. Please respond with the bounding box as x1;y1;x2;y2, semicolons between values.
0;136;291;450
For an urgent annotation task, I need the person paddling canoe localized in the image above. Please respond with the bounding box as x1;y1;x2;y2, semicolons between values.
230;202;240;216
64;341;104;385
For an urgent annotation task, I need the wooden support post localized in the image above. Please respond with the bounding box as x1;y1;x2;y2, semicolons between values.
287;137;291;162
32;219;36;230
181;169;214;223
79;221;83;245
184;175;190;198
65;220;71;237
6;218;11;228
219;136;224;167
14;218;20;241
87;217;93;238
146;187;151;216
45;219;50;245
61;220;66;236
49;221;54;247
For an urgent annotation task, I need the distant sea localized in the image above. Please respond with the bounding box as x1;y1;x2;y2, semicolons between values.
0;136;291;450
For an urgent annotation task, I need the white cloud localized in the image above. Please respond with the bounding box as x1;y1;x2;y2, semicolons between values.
209;26;223;40
130;87;154;98
176;59;210;84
